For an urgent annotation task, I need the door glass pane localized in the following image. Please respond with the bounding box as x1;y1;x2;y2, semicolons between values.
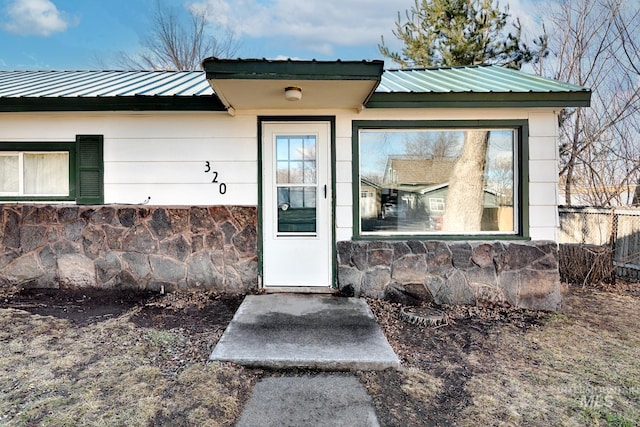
0;155;19;193
24;152;69;195
275;134;318;234
276;135;317;184
277;186;317;233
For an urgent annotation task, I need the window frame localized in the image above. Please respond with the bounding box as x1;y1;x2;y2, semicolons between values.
0;135;103;204
351;120;529;240
0;142;77;202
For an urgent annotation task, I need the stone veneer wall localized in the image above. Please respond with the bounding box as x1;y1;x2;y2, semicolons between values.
337;240;563;311
0;205;257;293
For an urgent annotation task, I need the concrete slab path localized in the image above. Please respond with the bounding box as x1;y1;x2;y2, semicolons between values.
210;294;400;370
235;374;380;427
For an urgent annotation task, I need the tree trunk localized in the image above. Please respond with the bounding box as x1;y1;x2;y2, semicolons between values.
442;130;489;232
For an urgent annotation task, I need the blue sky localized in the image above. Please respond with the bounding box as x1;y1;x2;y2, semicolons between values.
0;0;539;70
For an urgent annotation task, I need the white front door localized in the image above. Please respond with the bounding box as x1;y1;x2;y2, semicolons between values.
261;121;332;288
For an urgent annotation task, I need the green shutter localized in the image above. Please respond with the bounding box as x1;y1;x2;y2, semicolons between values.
76;135;104;204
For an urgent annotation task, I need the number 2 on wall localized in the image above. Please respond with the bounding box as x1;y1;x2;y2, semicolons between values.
204;161;227;194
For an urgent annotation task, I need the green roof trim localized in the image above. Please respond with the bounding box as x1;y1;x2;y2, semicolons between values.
366;91;591;108
0;95;226;112
202;57;385;81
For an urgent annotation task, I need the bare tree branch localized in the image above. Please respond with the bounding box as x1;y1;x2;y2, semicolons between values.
116;0;240;71
544;0;640;206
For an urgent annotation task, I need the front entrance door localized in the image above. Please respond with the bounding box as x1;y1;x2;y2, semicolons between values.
261;121;332;288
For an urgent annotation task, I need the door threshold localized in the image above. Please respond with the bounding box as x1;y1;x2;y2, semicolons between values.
263;286;337;294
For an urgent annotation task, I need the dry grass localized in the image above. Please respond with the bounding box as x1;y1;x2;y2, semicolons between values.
1;286;639;426
366;285;640;426
0;306;254;426
459;290;640;426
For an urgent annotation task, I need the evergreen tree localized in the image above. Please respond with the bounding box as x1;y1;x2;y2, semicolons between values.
379;0;547;69
379;0;547;232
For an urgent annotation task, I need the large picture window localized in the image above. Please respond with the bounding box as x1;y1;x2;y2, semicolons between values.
356;122;524;237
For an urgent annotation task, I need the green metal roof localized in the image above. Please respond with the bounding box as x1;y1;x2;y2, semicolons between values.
0;63;590;112
369;65;591;108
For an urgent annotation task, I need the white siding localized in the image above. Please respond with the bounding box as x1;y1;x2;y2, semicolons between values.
0;111;258;206
0;106;562;241
526;111;560;241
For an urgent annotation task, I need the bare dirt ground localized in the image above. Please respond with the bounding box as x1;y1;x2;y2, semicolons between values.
1;283;639;426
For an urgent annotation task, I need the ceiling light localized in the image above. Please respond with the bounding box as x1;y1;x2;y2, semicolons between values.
284;86;302;101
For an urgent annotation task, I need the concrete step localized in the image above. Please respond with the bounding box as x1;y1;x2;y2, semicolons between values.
210;294;400;370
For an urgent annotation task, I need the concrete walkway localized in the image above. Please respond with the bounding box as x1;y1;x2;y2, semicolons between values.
236;374;380;427
209;294;400;370
210;294;397;426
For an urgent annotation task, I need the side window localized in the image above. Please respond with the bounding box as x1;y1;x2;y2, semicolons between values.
0;135;103;204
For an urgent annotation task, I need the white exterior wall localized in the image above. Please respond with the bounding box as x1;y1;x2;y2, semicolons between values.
527;112;561;241
0;111;258;206
0;106;561;241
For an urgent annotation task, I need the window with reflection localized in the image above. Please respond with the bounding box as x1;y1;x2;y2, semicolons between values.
358;126;519;236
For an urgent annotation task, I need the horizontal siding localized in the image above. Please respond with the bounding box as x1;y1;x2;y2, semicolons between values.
529;136;557;160
0;112;256;140
0;112;258;206
105;183;257;205
105;162;257;184
105;138;256;162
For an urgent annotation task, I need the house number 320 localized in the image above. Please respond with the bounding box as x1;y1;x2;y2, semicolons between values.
204;161;227;194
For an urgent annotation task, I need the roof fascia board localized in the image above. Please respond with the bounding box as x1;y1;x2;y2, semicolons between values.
0;95;226;112
203;58;384;81
366;91;592;108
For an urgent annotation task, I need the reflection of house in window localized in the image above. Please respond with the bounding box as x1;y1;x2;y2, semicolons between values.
363;155;513;232
429;197;445;212
383;156;455;186
360;177;382;220
418;183;510;231
380;157;456;230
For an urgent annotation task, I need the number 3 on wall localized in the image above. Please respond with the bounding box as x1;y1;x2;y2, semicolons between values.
205;161;227;195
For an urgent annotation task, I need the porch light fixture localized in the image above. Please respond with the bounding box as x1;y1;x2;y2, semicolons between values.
284;86;302;101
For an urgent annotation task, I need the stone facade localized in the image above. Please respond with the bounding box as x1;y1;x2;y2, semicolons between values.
1;204;562;310
0;205;257;293
337;240;563;311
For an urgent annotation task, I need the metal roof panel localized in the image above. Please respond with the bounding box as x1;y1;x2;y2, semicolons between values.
378;65;589;94
0;70;215;98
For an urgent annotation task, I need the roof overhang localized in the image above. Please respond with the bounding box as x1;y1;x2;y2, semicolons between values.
202;58;384;114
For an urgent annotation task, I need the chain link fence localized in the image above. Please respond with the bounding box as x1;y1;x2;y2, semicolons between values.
558;207;640;283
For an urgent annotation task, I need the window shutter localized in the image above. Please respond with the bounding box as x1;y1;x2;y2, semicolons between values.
76;135;104;204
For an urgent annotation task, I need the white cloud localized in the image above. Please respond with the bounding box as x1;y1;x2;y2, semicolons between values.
508;0;547;38
188;0;413;56
1;0;74;36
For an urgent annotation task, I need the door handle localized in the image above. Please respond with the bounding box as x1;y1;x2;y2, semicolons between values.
323;185;327;199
